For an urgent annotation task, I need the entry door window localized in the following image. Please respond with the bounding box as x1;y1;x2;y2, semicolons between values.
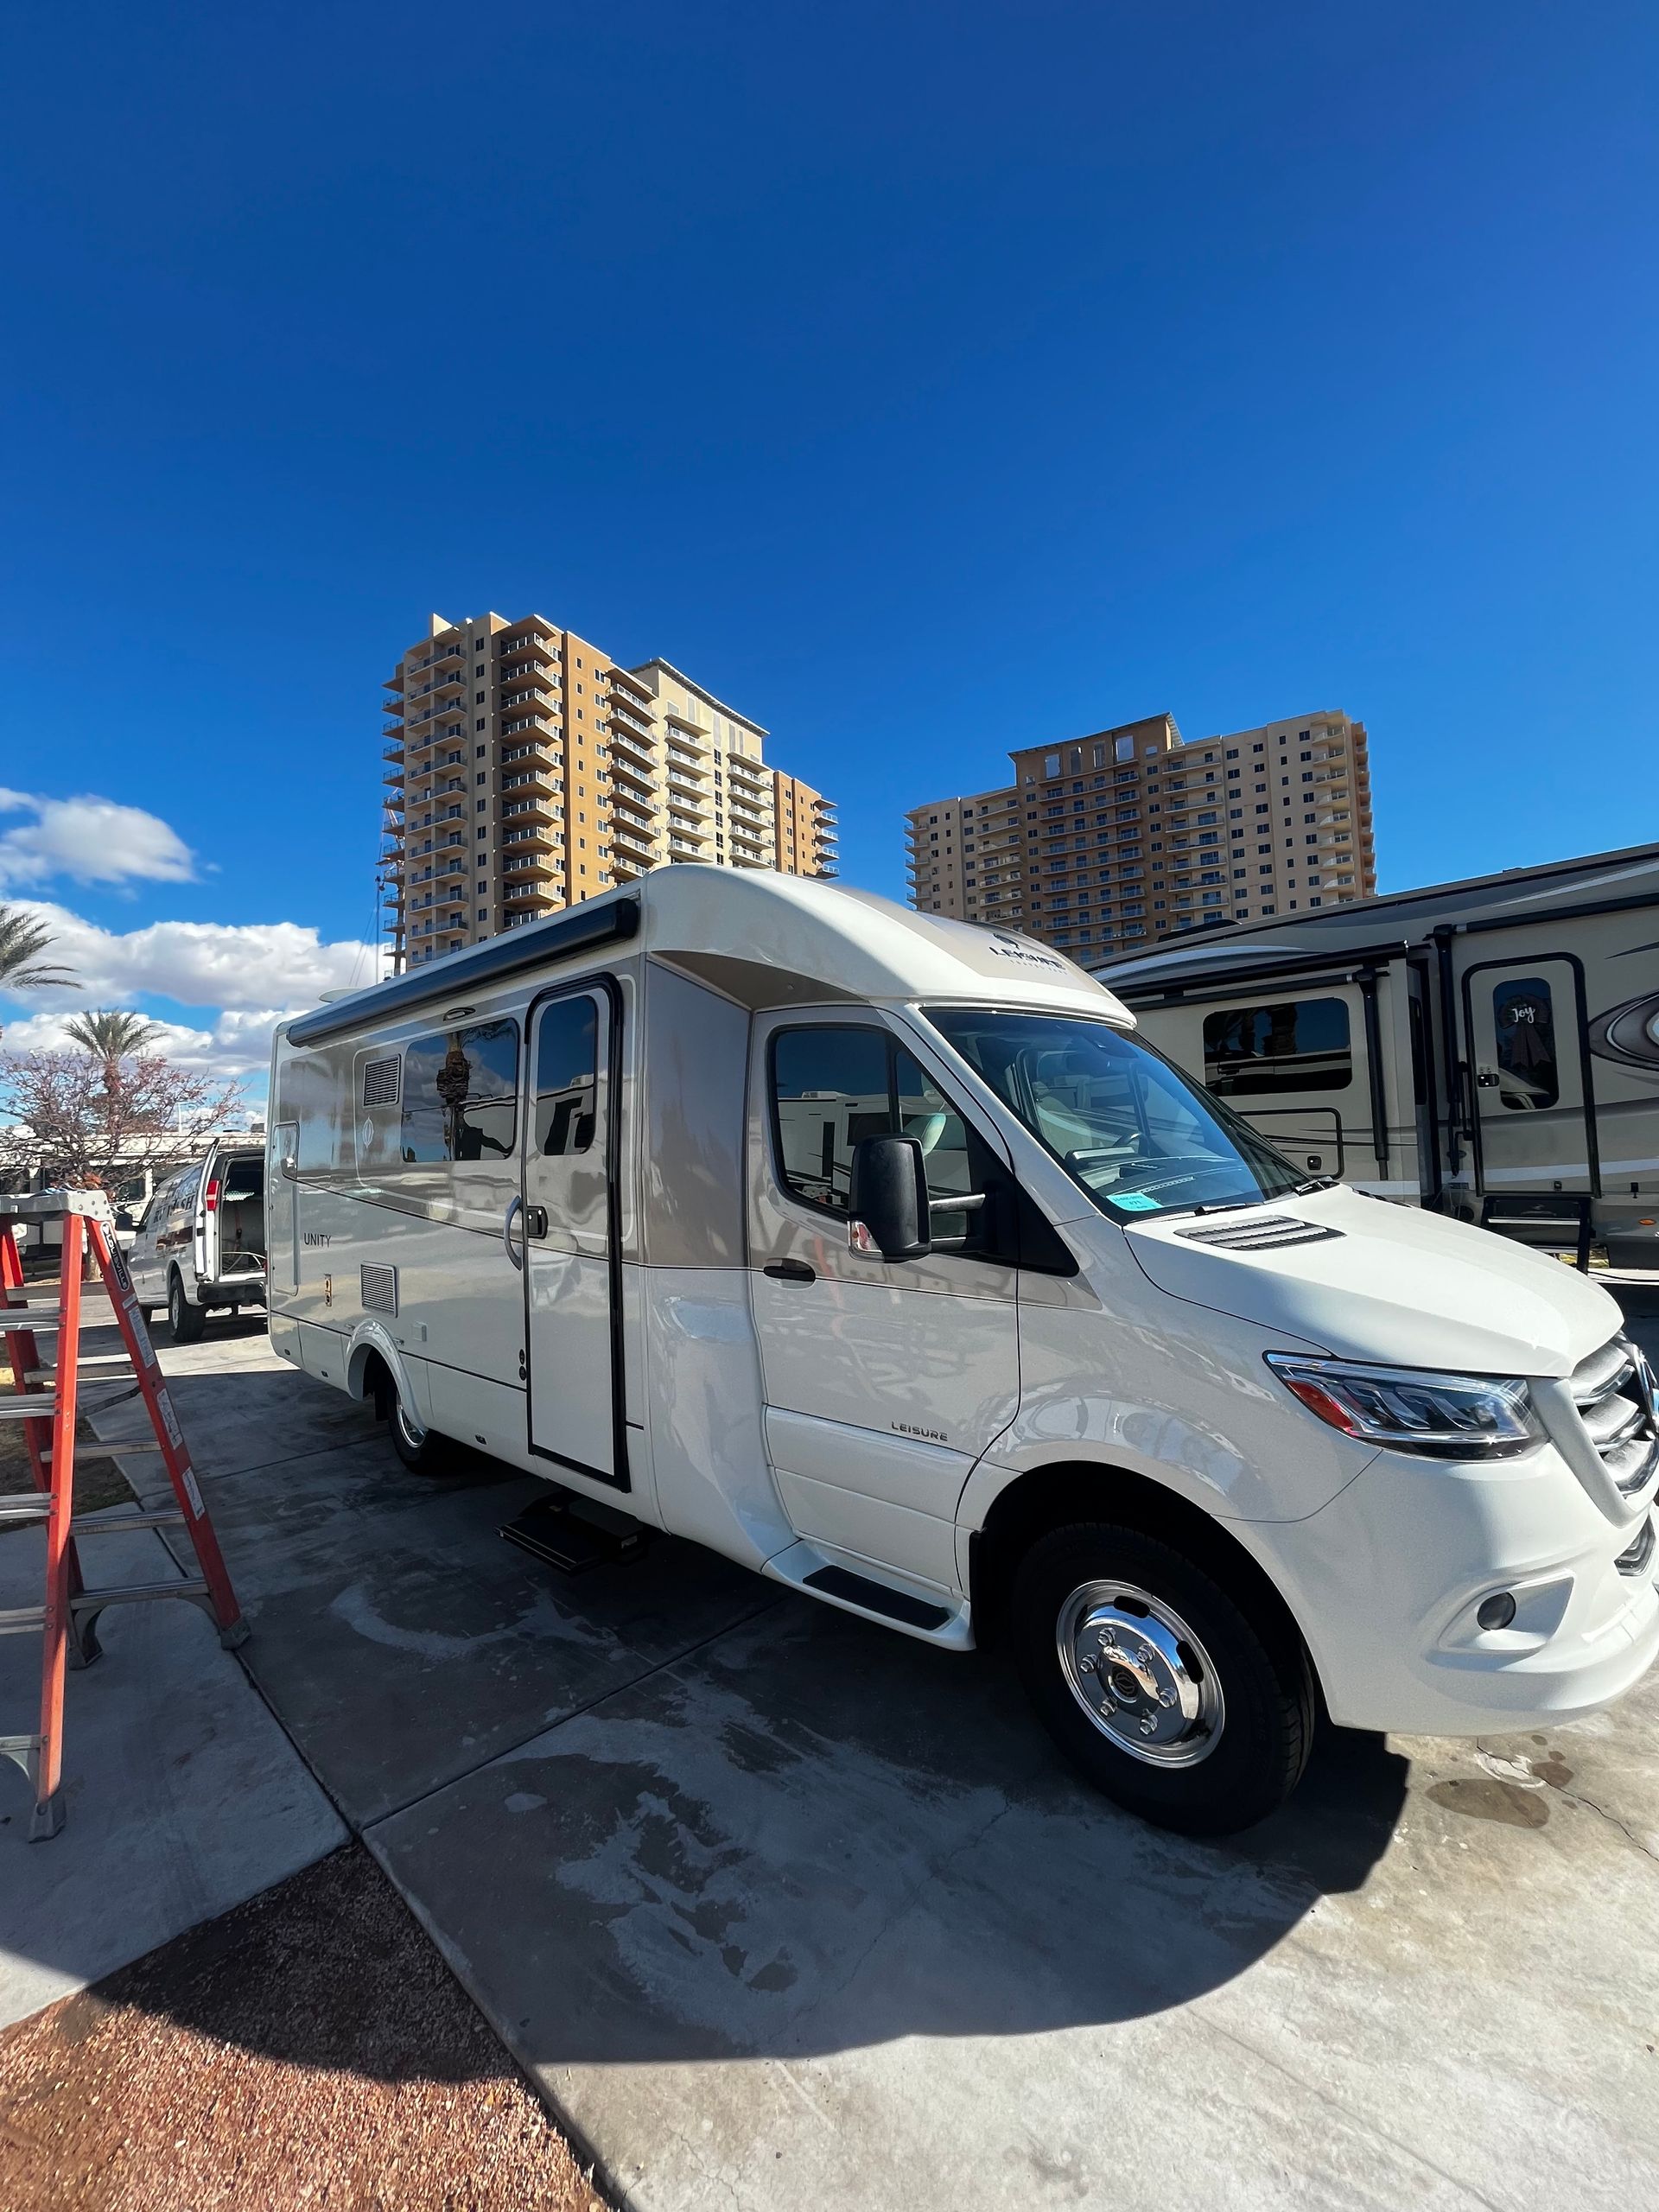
1492;978;1559;1109
533;998;599;1157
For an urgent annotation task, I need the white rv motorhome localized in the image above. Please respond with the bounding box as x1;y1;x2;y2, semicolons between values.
1096;843;1659;1271
268;868;1658;1834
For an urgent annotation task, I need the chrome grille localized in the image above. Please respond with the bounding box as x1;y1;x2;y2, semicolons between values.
1571;1337;1659;1499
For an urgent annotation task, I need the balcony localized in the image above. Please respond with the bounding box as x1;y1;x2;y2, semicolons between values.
607;701;654;740
500;850;560;881
501;793;556;825
609;740;657;789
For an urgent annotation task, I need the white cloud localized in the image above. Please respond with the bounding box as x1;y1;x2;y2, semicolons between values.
0;905;385;1093
0;1006;289;1084
1;903;381;1014
0;791;198;888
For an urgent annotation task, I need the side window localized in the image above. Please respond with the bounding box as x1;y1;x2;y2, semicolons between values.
1493;978;1559;1109
1202;998;1352;1096
533;998;598;1155
174;1168;202;1212
772;1027;888;1213
771;1029;998;1225
401;1020;519;1162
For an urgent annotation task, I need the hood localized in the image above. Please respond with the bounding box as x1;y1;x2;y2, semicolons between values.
1121;1186;1621;1377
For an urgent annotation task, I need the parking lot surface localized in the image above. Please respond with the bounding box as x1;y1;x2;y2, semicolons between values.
9;1294;1659;2210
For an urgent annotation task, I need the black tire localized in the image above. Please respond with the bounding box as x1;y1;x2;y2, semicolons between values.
1011;1520;1313;1836
389;1394;454;1476
167;1271;207;1345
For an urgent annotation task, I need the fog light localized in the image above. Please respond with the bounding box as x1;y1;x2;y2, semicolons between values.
1477;1592;1517;1631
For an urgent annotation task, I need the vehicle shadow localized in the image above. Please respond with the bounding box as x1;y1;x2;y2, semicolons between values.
3;1335;1412;2081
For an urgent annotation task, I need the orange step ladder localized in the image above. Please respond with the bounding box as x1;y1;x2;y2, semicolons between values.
1;1188;246;1840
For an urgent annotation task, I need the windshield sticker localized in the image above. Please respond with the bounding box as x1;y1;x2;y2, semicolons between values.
1113;1191;1162;1212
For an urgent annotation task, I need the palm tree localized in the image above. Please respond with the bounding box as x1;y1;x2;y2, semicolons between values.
0;904;79;996
62;1008;162;1062
0;904;79;1041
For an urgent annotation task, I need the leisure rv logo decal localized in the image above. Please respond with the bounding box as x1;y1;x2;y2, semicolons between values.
893;1421;948;1443
987;930;1065;972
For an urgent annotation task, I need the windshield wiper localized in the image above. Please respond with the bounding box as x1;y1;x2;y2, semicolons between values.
1290;1175;1340;1196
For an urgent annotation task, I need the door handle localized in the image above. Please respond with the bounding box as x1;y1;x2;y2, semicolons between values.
503;1195;524;1271
763;1258;817;1283
524;1205;549;1239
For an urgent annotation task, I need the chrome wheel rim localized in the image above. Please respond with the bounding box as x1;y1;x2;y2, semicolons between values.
1055;1580;1224;1768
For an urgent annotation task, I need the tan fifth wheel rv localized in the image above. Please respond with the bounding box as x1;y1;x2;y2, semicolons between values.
1094;842;1659;1270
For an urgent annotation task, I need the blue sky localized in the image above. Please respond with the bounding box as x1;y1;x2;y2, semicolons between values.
1;1;1655;1095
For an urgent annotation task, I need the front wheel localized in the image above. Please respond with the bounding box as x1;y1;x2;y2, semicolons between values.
167;1272;207;1344
1012;1521;1313;1835
389;1395;454;1476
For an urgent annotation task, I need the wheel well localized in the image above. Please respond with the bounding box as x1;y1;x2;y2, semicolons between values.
353;1346;395;1421
969;1461;1313;1679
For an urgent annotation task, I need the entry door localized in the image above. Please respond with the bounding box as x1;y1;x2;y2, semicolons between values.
524;983;625;1487
267;1125;299;1299
749;1016;1020;1591
1463;957;1593;1193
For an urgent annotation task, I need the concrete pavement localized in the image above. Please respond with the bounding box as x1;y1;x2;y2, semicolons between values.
5;1293;1658;2208
0;1302;346;2026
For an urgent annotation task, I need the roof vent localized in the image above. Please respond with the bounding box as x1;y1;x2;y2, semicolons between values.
1174;1214;1344;1253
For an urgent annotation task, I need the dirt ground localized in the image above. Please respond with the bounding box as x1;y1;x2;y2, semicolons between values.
0;1845;604;2212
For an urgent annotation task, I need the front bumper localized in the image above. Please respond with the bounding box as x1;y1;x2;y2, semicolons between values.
1253;1444;1659;1737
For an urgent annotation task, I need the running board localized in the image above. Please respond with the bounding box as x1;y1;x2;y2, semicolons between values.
765;1541;973;1649
500;1491;651;1575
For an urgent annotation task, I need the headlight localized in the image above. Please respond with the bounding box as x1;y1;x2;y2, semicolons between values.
1264;1354;1543;1458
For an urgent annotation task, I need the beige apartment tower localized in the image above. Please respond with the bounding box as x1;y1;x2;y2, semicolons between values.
905;709;1375;958
381;613;837;968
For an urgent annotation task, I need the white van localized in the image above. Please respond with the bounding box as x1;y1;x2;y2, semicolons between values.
127;1141;268;1339
266;869;1659;1834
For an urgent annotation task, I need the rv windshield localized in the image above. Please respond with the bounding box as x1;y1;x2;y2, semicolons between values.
925;1007;1306;1220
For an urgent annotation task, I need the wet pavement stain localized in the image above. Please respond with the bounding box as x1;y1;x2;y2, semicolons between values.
1427;1778;1549;1829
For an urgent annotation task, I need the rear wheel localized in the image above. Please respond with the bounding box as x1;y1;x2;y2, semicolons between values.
167;1271;207;1345
389;1395;454;1476
1012;1520;1313;1835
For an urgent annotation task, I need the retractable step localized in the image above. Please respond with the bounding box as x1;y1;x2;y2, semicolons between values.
500;1491;652;1574
1480;1192;1592;1270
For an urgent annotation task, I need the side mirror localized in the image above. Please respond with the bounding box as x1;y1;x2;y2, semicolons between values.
114;1208;134;1230
848;1134;931;1262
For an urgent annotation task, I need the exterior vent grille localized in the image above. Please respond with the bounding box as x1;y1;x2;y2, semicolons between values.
362;1057;401;1108
1571;1337;1658;1499
359;1262;398;1317
1174;1213;1344;1253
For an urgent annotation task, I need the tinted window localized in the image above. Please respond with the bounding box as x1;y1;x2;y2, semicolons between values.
1494;977;1559;1109
175;1168;202;1211
1202;998;1352;1095
534;998;598;1156
401;1020;519;1162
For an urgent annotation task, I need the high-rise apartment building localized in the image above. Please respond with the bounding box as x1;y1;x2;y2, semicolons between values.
905;709;1375;958
381;613;837;968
